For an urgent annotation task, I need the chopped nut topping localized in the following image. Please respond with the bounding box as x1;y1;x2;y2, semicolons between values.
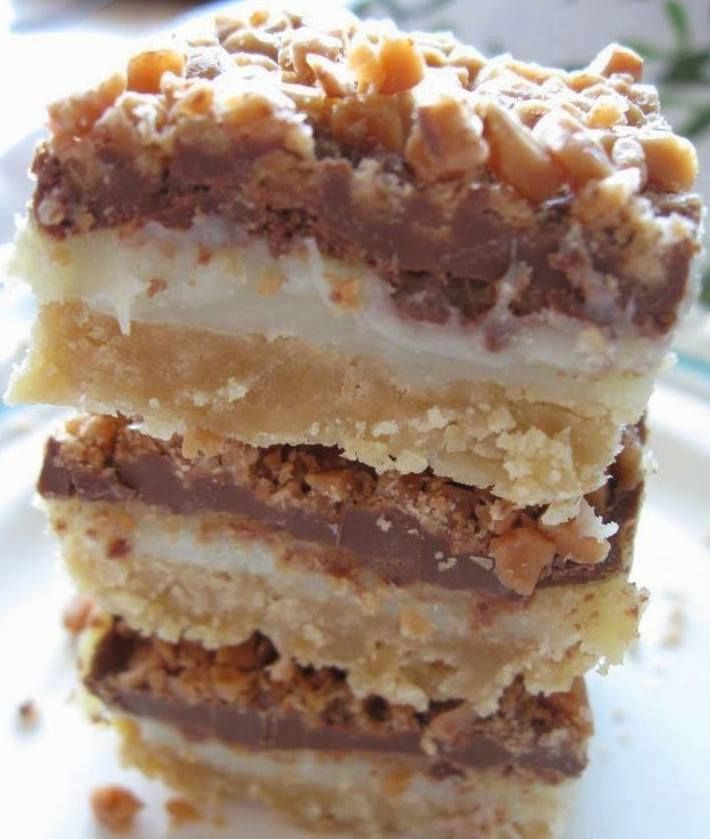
586;43;644;82
585;94;627;129
185;45;232;80
572;168;645;226
48;73;126;141
347;35;385;93
38;6;698;210
542;521;610;565
90;785;144;833
490;528;557;596
405;90;488;183
484;101;564;202
639;131;698;191
378;36;426;95
127;49;185;94
232;52;279;72
448;44;486;86
348;33;425;95
611;136;648;178
329;94;410;153
280;26;343;84
307;54;353;97
305;468;371;502
223;27;279;59
533;109;613;186
18;700;39;726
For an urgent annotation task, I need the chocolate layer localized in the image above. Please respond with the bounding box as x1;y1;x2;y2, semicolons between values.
87;621;590;778
38;417;643;597
32;139;701;338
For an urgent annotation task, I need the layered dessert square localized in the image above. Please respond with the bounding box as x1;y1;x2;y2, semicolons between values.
6;6;702;505
82;615;593;837
42;414;645;712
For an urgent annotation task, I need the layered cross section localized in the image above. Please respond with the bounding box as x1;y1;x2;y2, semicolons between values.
7;4;702;836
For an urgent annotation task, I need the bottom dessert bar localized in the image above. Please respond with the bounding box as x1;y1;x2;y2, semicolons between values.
83;618;592;838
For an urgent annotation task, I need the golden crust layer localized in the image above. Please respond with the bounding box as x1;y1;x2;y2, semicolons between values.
11;301;635;504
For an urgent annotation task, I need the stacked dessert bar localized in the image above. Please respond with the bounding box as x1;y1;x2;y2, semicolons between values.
8;5;702;836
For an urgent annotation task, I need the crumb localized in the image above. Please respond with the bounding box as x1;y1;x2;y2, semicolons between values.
165;797;201;826
381;766;413;798
399;606;434;639
62;593;98;634
146;277;167;297
328;276;361;310
371;420;399;437
197;245;212;265
18;700;39;727
107;537;131;559
437;556;458;571
302;624;325;647
659;604;686;648
470;554;494;571
256;267;285;296
269;657;296;683
376;515;392;533
90;785;143;833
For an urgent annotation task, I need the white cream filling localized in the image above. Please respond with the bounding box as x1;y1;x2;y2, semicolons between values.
99;511;471;637
123;716;570;835
135;715;406;787
10;217;665;413
129;715;562;801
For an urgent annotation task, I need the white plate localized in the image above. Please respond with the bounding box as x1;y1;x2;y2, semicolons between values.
0;381;709;839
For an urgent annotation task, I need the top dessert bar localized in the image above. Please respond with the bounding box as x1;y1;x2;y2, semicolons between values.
7;4;703;501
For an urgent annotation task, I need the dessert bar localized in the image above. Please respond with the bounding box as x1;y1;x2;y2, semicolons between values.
84;616;592;837
8;8;702;503
41;414;645;711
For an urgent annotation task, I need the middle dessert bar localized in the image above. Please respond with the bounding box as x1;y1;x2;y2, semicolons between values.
41;415;645;712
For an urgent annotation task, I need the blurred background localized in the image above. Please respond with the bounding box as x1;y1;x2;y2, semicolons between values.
0;0;709;396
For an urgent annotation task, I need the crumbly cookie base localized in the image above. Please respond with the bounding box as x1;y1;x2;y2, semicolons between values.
115;716;572;838
46;496;645;712
10;300;646;505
